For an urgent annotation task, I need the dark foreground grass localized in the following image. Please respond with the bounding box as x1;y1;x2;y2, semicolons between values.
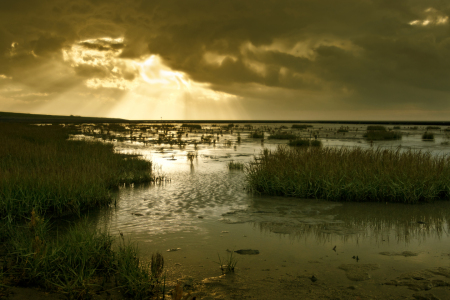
246;146;450;203
2;217;164;299
0;123;153;220
0;123;161;299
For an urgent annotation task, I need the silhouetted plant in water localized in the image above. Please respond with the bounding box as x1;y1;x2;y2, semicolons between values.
422;132;435;141
364;126;402;140
227;161;244;170
215;252;238;274
250;131;264;139
268;133;297;139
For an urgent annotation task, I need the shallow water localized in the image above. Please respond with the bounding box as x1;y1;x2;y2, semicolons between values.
78;123;450;299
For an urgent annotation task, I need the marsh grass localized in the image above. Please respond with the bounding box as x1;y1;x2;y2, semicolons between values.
292;125;312;129
249;131;264;139
422;132;435;141
288;139;322;147
3;218;163;299
364;130;402;140
427;126;441;130
215;252;238;274
367;125;387;131
0;124;153;220
227;161;244;170
181;124;201;130
246;145;450;203
268;133;297;139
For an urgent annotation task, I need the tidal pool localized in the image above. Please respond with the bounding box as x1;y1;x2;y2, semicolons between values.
77;123;450;299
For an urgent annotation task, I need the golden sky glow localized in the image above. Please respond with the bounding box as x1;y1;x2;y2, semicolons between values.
1;0;450;120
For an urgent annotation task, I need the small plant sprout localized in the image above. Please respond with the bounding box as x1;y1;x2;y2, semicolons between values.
215;252;238;274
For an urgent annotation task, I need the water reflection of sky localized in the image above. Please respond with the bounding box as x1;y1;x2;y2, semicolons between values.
75;123;450;289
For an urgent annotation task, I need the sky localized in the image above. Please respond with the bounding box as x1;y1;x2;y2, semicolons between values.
0;0;449;120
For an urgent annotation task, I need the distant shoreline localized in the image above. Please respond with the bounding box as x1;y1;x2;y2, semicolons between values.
1;111;449;125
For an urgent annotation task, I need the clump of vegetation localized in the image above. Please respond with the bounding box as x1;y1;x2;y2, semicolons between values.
268;133;297;139
426;126;441;130
310;140;322;147
246;145;450;203
411;126;419;130
364;126;402;140
3;217;164;299
0;124;153;220
288;139;322;147
181;124;202;130
367;125;387;131
292;124;313;129
227;161;244;170
216;252;238;274
337;126;348;133
0;124;162;299
288;139;310;147
422;132;435;141
249;131;264;138
393;126;401;130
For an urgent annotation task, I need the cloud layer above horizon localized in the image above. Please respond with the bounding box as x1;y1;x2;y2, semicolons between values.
0;0;449;120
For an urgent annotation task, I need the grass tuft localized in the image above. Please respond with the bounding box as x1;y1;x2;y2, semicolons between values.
246;145;450;203
292;125;312;129
0;124;153;220
227;161;244;170
364;130;402;140
422;132;435;141
215;252;238;274
268;133;297;139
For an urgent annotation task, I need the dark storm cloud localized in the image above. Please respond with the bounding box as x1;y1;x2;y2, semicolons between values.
1;0;450;116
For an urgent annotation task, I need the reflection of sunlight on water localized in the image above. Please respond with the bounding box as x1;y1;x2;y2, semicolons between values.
74;122;450;295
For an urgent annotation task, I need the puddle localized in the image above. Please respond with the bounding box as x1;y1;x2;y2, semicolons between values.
73;122;450;299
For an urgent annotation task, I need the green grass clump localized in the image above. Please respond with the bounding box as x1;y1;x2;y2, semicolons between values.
3;218;163;299
367;125;387;131
181;124;202;129
426;126;441;130
216;252;238;274
249;131;264;138
364;130;402;140
422;132;435;141
0;123;153;220
288;139;310;147
289;139;322;147
268;133;297;139
393;126;401;129
245;145;450;203
292;125;312;129
227;161;244;170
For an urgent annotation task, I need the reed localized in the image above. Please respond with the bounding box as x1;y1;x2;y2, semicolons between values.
289;139;322;147
245;145;450;203
3;218;163;299
367;125;387;131
422;132;435;141
0;124;153;220
227;161;244;170
364;130;402;140
181;124;202;130
249;131;264;139
292;125;312;129
268;133;297;139
216;252;238;274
